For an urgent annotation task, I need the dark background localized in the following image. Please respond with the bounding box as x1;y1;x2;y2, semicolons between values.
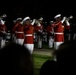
0;0;75;30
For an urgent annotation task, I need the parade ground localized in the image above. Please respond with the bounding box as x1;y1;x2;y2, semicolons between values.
33;48;54;75
33;48;53;56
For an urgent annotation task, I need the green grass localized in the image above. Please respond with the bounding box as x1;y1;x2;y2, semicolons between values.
33;54;54;75
33;54;53;69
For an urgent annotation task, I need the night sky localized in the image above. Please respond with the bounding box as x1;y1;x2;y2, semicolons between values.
0;0;75;30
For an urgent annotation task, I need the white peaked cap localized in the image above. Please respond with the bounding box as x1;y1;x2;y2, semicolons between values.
54;14;61;19
50;21;54;23
2;14;7;18
22;16;30;22
39;17;43;20
16;18;22;21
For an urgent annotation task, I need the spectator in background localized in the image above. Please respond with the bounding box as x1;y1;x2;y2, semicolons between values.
0;19;7;49
34;17;44;49
0;42;34;75
55;40;76;74
39;60;57;75
46;21;54;48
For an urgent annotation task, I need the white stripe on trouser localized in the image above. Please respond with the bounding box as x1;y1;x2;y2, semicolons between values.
66;34;71;40
24;44;34;54
38;37;42;48
16;39;24;45
73;34;76;40
12;34;17;43
49;36;54;48
0;39;6;49
54;42;63;50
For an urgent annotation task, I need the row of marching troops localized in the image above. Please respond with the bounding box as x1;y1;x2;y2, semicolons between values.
0;13;74;54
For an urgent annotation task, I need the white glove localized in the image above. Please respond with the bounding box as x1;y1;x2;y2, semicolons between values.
0;20;5;25
61;17;66;23
35;20;41;26
65;18;70;26
69;15;73;19
37;23;41;26
20;21;23;25
63;17;66;20
31;19;36;25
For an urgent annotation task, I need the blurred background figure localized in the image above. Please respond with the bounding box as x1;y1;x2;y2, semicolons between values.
64;15;73;41
46;21;54;48
55;40;76;74
34;17;44;49
0;14;7;49
12;17;24;45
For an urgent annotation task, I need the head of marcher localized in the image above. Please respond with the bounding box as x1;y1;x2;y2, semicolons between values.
22;16;31;25
54;14;61;23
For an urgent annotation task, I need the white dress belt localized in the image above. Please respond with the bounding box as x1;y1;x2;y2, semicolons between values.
54;33;64;34
16;32;24;33
25;34;33;36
